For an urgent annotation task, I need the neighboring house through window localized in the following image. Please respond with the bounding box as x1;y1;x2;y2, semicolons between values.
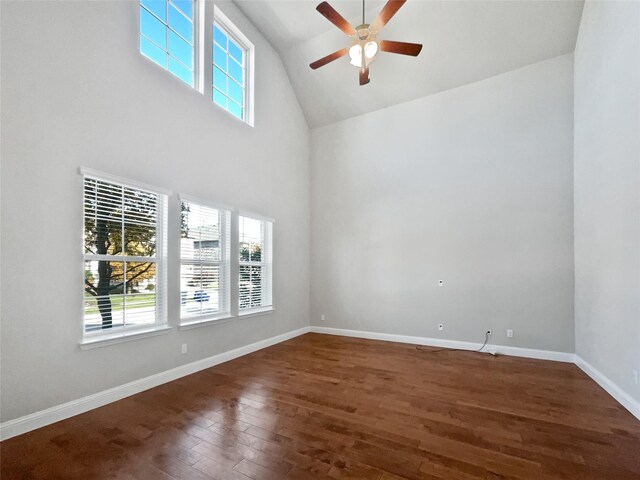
180;198;231;324
238;214;273;313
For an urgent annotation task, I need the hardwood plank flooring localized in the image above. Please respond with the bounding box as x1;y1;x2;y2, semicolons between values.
2;333;639;479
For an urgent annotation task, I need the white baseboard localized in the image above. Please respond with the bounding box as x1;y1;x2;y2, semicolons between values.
310;326;640;421
0;326;311;441
309;326;575;363
575;356;640;421
3;326;637;441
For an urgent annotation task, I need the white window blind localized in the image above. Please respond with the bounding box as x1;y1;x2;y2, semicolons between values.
83;176;167;335
239;215;273;313
180;200;231;322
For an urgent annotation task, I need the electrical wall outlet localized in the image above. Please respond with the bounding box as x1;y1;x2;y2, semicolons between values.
320;314;325;321
438;280;444;287
486;330;492;337
181;344;187;354
438;323;444;331
506;329;514;338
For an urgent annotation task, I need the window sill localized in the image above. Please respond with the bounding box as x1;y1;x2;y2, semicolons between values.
238;306;274;319
179;314;235;330
80;325;172;350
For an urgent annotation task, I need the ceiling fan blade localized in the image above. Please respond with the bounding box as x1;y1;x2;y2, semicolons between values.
370;0;407;32
309;48;349;69
359;66;370;86
379;40;423;56
316;2;356;36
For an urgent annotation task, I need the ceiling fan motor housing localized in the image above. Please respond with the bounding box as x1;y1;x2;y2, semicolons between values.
355;24;371;40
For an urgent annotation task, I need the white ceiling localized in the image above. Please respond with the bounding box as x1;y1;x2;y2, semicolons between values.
235;0;584;127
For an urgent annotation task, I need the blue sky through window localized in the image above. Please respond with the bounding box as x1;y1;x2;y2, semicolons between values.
140;0;194;86
212;23;245;120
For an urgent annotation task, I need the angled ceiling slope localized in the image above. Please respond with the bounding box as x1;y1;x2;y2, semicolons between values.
235;0;584;127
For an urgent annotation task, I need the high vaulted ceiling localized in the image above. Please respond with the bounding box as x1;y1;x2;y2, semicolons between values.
235;0;584;127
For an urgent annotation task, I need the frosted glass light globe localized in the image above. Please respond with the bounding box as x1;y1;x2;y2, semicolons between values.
349;44;362;67
364;41;378;59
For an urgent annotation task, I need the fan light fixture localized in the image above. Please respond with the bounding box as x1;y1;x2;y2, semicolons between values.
349;44;362;67
349;42;379;67
309;0;423;85
364;41;378;58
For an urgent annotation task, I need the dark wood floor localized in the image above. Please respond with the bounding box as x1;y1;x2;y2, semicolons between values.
2;333;640;480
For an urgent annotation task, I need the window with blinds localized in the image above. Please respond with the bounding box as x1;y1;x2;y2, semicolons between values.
83;175;167;335
239;215;273;313
180;199;231;323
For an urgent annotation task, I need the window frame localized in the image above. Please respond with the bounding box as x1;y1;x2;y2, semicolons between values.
80;168;170;347
178;194;233;327
138;0;200;89
211;5;255;126
238;213;273;316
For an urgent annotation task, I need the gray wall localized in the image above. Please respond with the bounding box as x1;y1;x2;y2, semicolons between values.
310;54;575;353
2;0;636;427
0;0;309;422
574;0;640;401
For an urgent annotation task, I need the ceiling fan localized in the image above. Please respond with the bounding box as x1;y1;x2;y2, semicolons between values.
309;0;423;85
